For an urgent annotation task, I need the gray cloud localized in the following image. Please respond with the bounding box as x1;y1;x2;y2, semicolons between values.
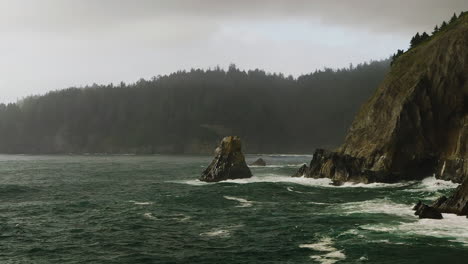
0;0;467;103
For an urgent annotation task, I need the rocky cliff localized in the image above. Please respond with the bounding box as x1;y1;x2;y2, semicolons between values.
295;14;468;184
200;136;252;182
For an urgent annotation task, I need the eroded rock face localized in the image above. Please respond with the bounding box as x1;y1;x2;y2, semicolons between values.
251;158;266;166
294;14;468;184
432;179;468;216
200;136;252;182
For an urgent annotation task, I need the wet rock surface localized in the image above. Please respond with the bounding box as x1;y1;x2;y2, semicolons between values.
200;136;252;182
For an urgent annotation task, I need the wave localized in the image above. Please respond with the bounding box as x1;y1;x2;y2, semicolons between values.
221;175;414;189
223;196;253;207
361;214;468;245
338;198;414;217
173;175;415;189
129;201;153;205
143;212;157;220
200;229;231;238
300;237;346;264
199;224;244;238
403;176;459;192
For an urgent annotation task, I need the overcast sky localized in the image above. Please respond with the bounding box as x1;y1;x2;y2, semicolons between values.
1;0;467;103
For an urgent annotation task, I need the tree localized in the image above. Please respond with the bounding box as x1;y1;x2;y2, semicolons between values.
450;12;458;24
391;49;405;66
410;32;421;48
440;21;448;30
432;25;439;34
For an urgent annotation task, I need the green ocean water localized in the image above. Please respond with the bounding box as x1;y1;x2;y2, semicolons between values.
1;154;468;264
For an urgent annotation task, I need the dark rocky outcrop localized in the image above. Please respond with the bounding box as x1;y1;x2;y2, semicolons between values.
292;164;309;177
414;204;443;219
200;136;252;182
294;14;468;185
431;180;468;216
251;158;266;166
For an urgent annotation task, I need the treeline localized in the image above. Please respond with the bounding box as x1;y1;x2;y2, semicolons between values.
392;11;467;64
0;61;390;154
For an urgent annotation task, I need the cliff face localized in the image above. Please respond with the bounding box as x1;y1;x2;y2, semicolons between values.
297;14;468;184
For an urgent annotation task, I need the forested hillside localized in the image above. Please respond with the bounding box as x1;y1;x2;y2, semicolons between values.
0;60;389;154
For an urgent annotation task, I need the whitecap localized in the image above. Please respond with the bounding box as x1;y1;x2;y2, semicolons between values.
223;196;253;207
143;212;157;220
129;201;153;205
404;176;459;192
200;229;230;238
339;199;414;217
300;237;346;264
170;179;210;186
199;225;244;238
362;214;468;245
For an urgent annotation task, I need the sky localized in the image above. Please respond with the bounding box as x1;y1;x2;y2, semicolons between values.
1;0;467;103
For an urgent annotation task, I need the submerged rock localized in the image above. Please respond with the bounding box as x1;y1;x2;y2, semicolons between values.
415;204;443;219
251;158;266;166
200;136;252;182
294;14;468;184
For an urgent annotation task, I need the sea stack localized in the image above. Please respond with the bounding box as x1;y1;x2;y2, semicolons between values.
251;158;266;166
200;136;252;182
294;13;468;185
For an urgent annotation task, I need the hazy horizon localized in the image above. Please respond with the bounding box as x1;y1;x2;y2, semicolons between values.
1;0;467;103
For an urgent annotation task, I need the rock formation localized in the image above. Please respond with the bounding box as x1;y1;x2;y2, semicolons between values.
294;14;468;185
251;158;266;166
200;136;252;182
414;203;443;219
431;180;468;216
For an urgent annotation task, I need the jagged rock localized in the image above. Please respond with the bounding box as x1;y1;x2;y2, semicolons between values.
435;159;467;183
294;14;468;184
200;136;252;182
292;164;309;177
431;196;448;208
415;204;443;219
432;179;468;216
251;158;266;166
413;200;423;211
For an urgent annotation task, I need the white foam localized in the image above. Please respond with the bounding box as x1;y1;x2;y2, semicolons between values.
172;179;210;186
300;237;346;264
362;214;468;245
199;225;244;238
173;174;415;189
339;199;414;217
200;229;230;238
223;196;253;207
130;201;153;205
405;176;459;192
143;212;157;220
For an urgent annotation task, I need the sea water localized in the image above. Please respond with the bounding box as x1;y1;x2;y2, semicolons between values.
0;154;467;263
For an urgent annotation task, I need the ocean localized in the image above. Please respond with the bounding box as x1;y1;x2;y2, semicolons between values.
1;154;467;263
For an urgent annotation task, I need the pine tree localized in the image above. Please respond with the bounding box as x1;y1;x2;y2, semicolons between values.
410;32;421;48
440;21;448;30
432;25;439;34
450;12;458;24
421;32;429;41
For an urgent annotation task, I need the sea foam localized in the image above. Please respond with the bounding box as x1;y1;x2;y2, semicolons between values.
300;237;346;264
223;196;253;207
